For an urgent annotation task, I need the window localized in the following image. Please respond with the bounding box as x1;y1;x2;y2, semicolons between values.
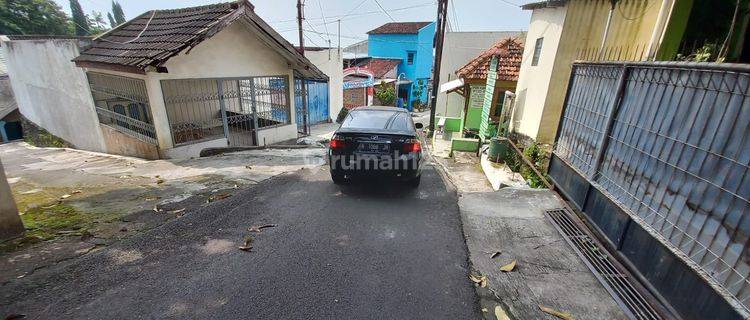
407;51;416;65
532;37;544;66
341;110;413;130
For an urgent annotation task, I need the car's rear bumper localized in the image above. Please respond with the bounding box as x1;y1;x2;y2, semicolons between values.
328;153;422;180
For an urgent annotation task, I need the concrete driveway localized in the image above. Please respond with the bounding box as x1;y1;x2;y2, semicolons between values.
0;165;480;319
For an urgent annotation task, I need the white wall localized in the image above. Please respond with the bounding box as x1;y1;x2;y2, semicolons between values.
304;49;344;121
512;7;567;141
436;31;526;118
1;39;107;152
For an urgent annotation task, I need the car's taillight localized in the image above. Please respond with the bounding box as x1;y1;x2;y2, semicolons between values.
330;136;346;150
402;139;422;153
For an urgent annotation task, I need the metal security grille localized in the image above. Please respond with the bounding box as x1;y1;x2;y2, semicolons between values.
546;208;665;320
162;76;290;147
554;62;750;312
87;72;156;145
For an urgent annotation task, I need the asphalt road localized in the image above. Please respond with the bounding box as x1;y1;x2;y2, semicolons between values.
1;165;480;319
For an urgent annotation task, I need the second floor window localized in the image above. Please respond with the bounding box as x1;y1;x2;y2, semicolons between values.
407;51;416;65
532;37;544;66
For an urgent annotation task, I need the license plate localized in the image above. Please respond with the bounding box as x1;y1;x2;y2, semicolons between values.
357;142;390;153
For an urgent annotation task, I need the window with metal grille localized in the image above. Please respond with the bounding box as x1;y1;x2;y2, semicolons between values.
86;72;157;145
532;37;544;66
407;51;416;65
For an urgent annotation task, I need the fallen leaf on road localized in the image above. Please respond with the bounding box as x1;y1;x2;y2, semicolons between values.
539;305;574;320
153;206;162;213
60;194;71;199
248;224;277;233
500;260;517;272
156;178;165;184
245;165;253;170
4;314;27;320
71;190;82;194
238;236;254;251
481;308;487;313
469;273;487;288
207;193;231;203
490;251;502;259
168;208;186;215
495;306;511;320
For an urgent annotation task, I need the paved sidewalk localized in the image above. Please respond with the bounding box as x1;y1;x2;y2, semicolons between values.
431;148;627;319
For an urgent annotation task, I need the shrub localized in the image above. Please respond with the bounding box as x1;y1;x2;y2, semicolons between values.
375;81;396;106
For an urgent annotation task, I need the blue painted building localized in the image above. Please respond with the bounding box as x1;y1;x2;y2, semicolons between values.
367;22;436;108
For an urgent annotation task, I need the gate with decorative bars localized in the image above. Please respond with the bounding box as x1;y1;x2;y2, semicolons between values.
550;61;750;320
161;76;291;147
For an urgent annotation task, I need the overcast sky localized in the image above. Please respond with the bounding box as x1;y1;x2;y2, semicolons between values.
51;0;531;47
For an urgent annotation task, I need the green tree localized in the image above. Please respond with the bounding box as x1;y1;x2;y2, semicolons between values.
107;12;115;28
69;0;88;36
88;10;108;34
0;0;72;35
111;0;125;25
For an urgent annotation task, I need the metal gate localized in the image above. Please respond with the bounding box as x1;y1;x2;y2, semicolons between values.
295;78;330;135
162;76;291;147
550;61;750;319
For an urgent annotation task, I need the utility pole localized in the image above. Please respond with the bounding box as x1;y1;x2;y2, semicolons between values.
428;0;448;134
297;0;309;134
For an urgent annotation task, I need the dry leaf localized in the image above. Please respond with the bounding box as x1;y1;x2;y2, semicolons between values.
238;236;254;251
156;178;165;184
539;305;574;320
208;193;231;202
144;196;161;201
248;224;277;233
153;206;162;213
490;251;502;259
468;274;487;288
60;194;71;199
500;260;517;272
168;208;186;215
71;190;82;194
4;313;27;320
245;165;253;170
495;306;511;320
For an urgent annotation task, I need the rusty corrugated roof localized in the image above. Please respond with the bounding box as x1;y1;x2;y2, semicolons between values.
73;1;327;80
364;58;401;78
456;38;524;82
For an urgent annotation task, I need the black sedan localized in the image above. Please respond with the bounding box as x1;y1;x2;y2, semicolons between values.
328;106;425;187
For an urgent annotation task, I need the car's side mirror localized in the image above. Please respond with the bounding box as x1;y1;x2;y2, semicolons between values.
415;122;424;129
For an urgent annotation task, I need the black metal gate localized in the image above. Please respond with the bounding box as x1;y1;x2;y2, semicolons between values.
550;61;750;320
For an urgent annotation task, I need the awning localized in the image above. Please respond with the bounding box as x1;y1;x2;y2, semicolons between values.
440;78;464;93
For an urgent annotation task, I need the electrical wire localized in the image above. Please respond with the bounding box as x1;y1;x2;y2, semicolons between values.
450;0;460;32
372;0;396;22
317;0;331;44
99;10;157;44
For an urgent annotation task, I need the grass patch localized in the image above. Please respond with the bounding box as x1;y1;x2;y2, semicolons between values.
1;204;101;253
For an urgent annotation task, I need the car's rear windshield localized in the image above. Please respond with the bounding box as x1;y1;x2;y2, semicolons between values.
341;110;413;131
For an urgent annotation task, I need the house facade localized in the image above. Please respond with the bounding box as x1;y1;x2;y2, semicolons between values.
367;22;436;108
451;38;524;136
513;0;748;144
434;31;526;118
3;1;326;160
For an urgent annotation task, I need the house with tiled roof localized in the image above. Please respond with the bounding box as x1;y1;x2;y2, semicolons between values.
366;21;436;109
444;38;523;132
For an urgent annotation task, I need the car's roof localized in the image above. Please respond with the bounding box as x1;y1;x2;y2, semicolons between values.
351;106;409;113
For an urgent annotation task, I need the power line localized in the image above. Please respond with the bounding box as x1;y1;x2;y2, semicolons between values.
450;0;460;32
269;3;435;25
317;0;331;44
372;0;396;22
497;0;521;7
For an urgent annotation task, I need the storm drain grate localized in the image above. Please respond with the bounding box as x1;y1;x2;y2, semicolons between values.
546;208;664;320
